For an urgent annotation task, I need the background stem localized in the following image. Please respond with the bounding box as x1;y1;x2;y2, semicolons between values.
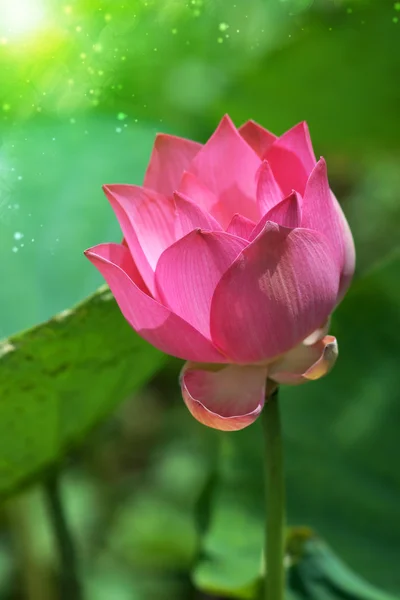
8;491;56;600
262;388;286;600
44;471;84;600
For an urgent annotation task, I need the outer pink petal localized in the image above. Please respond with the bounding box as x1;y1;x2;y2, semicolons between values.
84;243;226;363
256;160;284;215
264;122;316;196
238;120;277;158
187;115;261;226
226;214;256;240
155;230;247;340
264;191;302;228
173;191;222;239
301;159;355;301
180;363;268;431
143;133;201;196
331;192;356;303
103;184;176;295
210;223;340;364
269;335;338;385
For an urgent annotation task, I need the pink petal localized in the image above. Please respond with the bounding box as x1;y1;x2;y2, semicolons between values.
210;223;340;364
178;171;219;214
264;191;302;228
84;243;226;362
173;191;222;239
275;121;316;172
187;115;261;226
179;170;254;231
264;122;316;196
301;159;355;300
269;335;338;385
250;194;301;241
103;184;176;296
331;192;356;302
238;120;277;158
226;214;256;240
256;160;284;215
143;133;201;196
155;230;247;340
180;362;268;431
303;318;330;345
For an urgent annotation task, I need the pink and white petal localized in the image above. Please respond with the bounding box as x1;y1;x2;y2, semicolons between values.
256;160;285;215
103;184;176;295
226;214;256;240
178;171;219;214
264;191;302;228
143;133;201;196
264;122;316;196
238;120;277;158
180;363;268;431
155;230;247;339
187;115;261;226
84;243;226;363
173;191;222;239
303;318;331;345
210;223;340;364
269;335;338;385
301;159;355;300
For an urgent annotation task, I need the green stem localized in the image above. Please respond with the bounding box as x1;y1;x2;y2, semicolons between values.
262;387;286;600
44;471;84;600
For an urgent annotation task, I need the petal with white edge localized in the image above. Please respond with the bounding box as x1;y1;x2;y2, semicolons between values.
180;362;268;431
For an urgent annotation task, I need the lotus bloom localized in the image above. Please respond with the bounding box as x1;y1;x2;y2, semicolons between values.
85;116;355;431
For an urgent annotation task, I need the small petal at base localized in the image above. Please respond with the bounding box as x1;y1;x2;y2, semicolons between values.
269;335;338;385
180;363;268;431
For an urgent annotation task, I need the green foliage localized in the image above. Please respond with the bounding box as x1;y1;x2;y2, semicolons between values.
193;431;264;599
109;439;211;571
196;527;400;599
288;531;398;600
194;253;400;597
0;286;165;498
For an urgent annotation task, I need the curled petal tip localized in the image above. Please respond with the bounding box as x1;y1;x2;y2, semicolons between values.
269;335;338;385
304;335;338;381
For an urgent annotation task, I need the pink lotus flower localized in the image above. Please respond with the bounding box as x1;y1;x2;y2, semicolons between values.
85;116;355;431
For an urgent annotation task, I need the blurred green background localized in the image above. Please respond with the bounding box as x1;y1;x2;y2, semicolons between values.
0;0;399;598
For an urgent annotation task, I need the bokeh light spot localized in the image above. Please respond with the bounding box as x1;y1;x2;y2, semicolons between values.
0;0;47;39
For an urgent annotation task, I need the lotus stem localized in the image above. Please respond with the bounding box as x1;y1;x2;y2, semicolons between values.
262;387;286;600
